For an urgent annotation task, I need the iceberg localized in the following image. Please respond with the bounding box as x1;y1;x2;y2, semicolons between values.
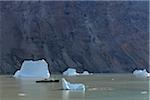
62;78;85;91
82;71;90;75
14;59;50;79
63;68;93;76
81;71;93;75
133;69;150;78
63;68;79;76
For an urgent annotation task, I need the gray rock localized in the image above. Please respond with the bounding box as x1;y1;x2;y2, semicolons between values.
0;1;149;74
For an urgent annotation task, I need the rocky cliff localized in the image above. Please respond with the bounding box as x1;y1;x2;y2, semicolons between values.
0;1;149;74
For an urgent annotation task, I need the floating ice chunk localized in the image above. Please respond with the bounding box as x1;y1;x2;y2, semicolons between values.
62;78;85;91
80;71;93;75
63;68;93;76
18;93;27;97
14;59;50;79
63;68;79;76
141;91;148;95
133;69;149;78
82;71;89;75
111;78;115;81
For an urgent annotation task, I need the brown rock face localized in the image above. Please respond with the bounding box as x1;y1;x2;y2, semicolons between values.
0;1;149;74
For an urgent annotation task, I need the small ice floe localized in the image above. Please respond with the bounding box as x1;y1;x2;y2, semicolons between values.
62;78;85;91
63;68;79;76
141;91;148;95
14;59;50;79
18;93;27;97
111;78;115;81
88;88;98;91
133;69;150;78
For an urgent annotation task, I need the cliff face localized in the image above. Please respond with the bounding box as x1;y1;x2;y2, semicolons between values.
0;1;149;74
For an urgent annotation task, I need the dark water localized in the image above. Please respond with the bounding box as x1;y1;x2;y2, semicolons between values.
0;74;149;100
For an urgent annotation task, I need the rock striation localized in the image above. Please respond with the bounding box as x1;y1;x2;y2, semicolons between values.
0;1;149;74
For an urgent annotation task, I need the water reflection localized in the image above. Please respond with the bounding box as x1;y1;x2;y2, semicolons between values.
63;90;85;100
17;78;86;100
0;74;149;100
17;79;50;100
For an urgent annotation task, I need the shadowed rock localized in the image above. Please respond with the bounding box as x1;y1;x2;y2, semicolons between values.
0;1;149;74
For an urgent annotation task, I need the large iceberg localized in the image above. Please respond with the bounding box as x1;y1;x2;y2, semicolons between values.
133;69;150;78
62;78;85;91
63;68;79;76
14;59;50;79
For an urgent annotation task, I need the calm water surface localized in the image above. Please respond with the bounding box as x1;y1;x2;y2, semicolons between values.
0;74;149;100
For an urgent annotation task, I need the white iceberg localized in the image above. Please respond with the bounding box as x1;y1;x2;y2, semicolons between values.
80;71;93;75
62;78;85;91
14;59;50;79
82;71;89;75
133;69;150;78
63;68;93;76
63;68;79;76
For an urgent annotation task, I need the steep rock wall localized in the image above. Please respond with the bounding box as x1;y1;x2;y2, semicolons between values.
0;1;149;74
